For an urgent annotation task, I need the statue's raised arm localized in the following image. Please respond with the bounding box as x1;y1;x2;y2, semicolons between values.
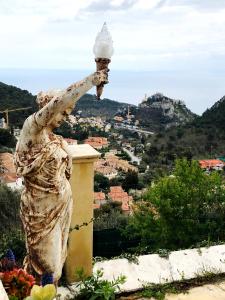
34;70;108;129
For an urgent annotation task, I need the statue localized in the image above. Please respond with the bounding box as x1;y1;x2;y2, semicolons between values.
15;70;108;283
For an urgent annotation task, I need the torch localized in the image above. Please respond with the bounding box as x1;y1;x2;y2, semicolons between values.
93;22;114;100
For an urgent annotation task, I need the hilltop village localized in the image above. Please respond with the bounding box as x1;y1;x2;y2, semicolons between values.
1;86;225;220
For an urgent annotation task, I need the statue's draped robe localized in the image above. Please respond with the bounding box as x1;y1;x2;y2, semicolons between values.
14;72;103;281
15;115;72;280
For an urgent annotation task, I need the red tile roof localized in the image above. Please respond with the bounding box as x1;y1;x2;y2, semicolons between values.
94;192;106;201
199;159;224;169
108;186;133;214
0;153;18;183
93;203;100;209
84;137;108;149
64;138;77;145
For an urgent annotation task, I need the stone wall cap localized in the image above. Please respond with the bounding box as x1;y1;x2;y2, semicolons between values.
68;144;100;160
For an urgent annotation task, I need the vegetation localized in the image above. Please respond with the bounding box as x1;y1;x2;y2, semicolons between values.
122;170;139;192
0;184;25;262
74;94;128;119
94;173;110;193
94;202;128;231
124;159;225;251
75;268;126;300
136;272;225;300
0;128;17;149
0;82;37;128
0;184;21;232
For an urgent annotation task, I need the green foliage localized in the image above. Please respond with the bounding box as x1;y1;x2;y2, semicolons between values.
116;150;131;161
94;202;128;231
0;231;25;263
0;82;37;128
124;159;225;251
75;268;126;300
54;122;88;141
0;184;25;263
75;94;127;119
0;128;17;148
122;170;139;192
94;173;110;192
140;284;177;300
0;184;21;232
9;296;19;300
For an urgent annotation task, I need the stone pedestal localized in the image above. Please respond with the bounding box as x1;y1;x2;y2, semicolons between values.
65;144;100;283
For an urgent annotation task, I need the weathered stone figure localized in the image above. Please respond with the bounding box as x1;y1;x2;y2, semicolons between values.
15;70;108;282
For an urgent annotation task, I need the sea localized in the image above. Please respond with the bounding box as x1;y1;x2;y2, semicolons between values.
0;68;224;115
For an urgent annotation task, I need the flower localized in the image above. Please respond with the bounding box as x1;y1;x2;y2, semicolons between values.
1;268;35;299
25;284;56;300
5;249;15;263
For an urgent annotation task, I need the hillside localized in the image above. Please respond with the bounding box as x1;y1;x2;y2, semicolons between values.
0;82;128;126
74;94;129;119
144;95;225;169
0;82;37;127
0;83;195;131
137;93;196;130
195;96;225;131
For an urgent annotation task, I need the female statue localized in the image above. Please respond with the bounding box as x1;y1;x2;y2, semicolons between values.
15;70;108;283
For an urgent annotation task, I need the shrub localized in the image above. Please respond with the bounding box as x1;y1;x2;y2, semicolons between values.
124;159;225;251
75;268;126;300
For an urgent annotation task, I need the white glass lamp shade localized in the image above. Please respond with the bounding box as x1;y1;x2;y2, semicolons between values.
93;22;114;59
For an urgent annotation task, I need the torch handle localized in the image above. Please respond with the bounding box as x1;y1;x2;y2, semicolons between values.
95;58;111;100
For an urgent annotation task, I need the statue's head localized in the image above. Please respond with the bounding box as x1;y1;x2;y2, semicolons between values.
36;89;71;129
36;90;63;109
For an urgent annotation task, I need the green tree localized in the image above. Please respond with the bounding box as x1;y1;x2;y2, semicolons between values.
124;159;225;251
0;128;17;148
0;184;25;261
0;184;21;232
122;170;139;192
94;173;110;192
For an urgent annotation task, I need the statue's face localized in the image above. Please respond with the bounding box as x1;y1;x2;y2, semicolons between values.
51;110;70;128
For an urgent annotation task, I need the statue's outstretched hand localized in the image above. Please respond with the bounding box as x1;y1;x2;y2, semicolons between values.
92;69;109;86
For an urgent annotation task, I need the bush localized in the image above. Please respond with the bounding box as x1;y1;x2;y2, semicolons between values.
75;268;126;300
124;159;225;251
0;184;21;232
94;202;128;231
0;128;17;148
0;184;25;263
94;173;110;192
0;231;25;264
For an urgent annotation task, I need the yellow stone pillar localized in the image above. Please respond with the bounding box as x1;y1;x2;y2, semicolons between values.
65;144;100;283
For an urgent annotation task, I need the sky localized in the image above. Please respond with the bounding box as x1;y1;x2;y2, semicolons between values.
0;0;225;114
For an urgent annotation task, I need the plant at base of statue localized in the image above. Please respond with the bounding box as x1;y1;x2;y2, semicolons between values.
75;268;126;300
0;268;35;300
24;284;56;300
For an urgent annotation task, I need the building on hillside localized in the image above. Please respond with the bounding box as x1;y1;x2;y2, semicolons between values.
114;116;124;122
108;186;133;215
95;153;137;179
199;159;225;171
93;203;100;210
84;137;108;150
94;192;106;206
64;138;78;145
218;157;225;163
0;152;23;190
0;117;7;129
94;165;118;179
104;123;111;132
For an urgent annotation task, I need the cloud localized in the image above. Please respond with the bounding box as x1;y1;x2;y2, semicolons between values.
85;0;137;12
167;0;225;11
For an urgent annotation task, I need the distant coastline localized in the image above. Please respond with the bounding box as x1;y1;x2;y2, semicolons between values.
0;68;224;115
